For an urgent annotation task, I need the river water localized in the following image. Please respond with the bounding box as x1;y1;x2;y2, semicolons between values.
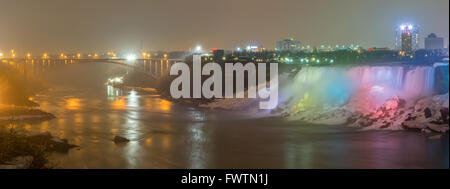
12;62;449;168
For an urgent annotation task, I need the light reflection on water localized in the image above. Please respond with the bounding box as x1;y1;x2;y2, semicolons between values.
65;98;82;110
3;63;448;169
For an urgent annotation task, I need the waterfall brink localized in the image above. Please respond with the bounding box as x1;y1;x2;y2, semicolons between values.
281;64;448;114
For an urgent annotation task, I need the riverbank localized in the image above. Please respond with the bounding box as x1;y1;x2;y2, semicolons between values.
1;61;71;169
0;129;78;169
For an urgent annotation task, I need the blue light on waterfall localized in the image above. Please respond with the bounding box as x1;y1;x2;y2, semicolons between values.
285;65;441;113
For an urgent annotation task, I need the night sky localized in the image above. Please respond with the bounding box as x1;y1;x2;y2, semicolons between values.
0;0;448;54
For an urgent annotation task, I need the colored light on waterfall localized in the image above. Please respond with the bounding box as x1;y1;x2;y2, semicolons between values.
285;65;440;114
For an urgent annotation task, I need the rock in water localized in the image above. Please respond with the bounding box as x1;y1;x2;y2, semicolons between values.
114;136;130;144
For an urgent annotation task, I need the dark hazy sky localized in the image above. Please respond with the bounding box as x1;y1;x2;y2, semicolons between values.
0;0;448;54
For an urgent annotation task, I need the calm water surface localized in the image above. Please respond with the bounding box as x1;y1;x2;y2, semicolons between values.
11;63;450;168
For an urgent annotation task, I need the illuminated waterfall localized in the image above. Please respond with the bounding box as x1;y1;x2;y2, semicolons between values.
281;64;448;113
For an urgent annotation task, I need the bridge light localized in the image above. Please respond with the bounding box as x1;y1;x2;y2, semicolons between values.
126;54;136;61
195;45;202;52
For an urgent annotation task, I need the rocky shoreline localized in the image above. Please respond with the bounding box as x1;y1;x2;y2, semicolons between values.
348;94;448;133
0;130;78;169
286;93;449;133
0;100;70;169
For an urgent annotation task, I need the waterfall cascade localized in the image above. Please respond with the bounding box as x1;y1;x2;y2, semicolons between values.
282;64;449;114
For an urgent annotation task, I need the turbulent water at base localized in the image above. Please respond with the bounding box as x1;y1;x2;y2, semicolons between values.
280;64;449;113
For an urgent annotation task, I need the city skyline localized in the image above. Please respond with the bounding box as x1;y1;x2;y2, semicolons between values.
0;0;448;54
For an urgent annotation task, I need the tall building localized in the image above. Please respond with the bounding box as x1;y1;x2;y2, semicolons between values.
395;24;420;52
425;33;444;50
402;31;413;53
275;38;301;52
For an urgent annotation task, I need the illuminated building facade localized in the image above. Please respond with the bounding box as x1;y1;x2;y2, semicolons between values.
402;31;413;53
395;24;420;53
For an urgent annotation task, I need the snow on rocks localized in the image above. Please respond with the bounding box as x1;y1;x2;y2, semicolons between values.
286;107;352;125
347;93;449;132
286;93;449;133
